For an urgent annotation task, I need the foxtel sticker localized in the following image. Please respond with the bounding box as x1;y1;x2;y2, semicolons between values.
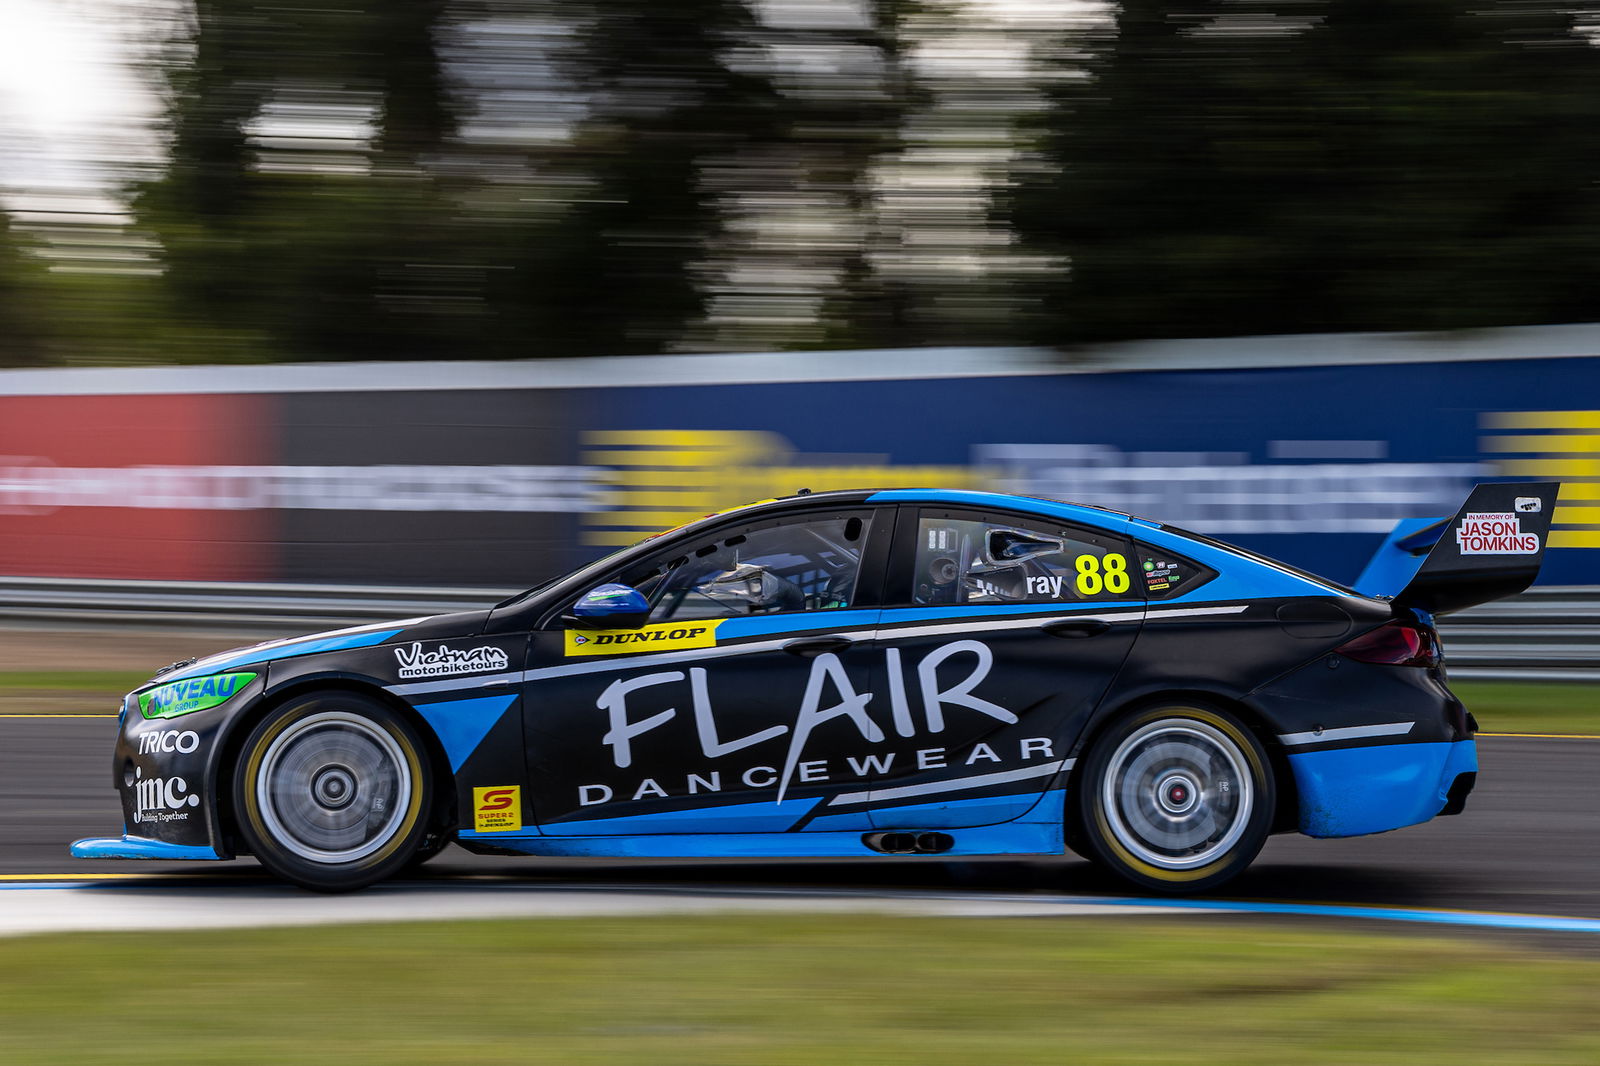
564;620;724;657
472;785;522;833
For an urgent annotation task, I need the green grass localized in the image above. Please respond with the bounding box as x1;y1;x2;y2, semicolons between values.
3;915;1600;1064
1452;681;1600;735
0;670;151;694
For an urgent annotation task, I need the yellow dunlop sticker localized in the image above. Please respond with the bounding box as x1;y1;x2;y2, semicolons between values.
564;619;724;657
472;786;522;833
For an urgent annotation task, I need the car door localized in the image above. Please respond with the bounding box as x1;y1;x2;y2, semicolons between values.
857;506;1145;830
521;505;891;836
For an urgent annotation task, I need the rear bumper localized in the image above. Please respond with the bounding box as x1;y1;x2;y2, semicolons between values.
1289;738;1478;838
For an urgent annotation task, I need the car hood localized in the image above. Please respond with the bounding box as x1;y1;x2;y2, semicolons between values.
142;609;495;688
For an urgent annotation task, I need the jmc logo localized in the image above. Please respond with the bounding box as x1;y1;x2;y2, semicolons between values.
132;767;200;823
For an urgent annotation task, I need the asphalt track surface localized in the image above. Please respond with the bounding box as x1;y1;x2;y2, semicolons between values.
7;711;1600;944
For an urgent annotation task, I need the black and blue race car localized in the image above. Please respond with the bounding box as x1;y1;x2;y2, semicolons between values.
73;482;1557;893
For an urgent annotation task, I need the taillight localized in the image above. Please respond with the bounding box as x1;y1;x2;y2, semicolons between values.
1336;621;1439;667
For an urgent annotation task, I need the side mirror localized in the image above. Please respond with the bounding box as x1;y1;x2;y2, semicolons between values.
570;583;651;630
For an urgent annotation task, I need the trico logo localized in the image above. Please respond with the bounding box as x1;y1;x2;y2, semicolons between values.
564;619;724;657
137;730;199;756
394;642;510;679
132;766;200;824
472;785;521;833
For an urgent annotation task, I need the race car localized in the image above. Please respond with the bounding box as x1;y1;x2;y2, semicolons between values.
72;482;1557;893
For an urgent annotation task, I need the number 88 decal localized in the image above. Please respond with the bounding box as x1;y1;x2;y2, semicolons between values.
1074;552;1130;595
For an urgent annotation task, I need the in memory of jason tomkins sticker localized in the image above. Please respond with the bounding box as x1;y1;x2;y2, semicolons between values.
1455;512;1540;555
564;619;724;657
473;786;521;832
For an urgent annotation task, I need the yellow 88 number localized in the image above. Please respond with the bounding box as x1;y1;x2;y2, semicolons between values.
1073;552;1131;596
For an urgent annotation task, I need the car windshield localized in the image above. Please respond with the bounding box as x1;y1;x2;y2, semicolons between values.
492;541;648;610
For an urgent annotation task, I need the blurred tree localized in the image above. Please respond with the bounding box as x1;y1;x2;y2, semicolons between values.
134;0;483;361
482;0;785;357
0;211;52;365
803;0;925;351
1007;0;1600;343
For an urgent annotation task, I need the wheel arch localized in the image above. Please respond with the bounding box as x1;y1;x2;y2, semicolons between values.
214;672;456;855
1069;688;1300;837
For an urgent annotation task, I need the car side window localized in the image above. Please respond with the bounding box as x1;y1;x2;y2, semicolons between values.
914;513;1138;606
1137;546;1215;599
625;513;872;623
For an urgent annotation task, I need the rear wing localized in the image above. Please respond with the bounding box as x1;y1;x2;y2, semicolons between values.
1353;482;1559;615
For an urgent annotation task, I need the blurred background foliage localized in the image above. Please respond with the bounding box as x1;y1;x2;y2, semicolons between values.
3;0;1600;366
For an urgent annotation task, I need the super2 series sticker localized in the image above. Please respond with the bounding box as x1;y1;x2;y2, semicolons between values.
564;620;725;657
473;785;522;832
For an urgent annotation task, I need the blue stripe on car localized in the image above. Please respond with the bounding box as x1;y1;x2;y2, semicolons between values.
412;694;520;773
539;797;825;836
459;818;1063;858
160;628;405;682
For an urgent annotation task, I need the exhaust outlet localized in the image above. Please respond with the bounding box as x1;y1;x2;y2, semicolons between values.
863;831;954;855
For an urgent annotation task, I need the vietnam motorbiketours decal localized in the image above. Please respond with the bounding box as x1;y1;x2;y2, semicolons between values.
394;642;510;679
564;619;725;657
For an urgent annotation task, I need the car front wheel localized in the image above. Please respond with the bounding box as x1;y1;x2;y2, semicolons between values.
1075;704;1274;894
233;692;433;892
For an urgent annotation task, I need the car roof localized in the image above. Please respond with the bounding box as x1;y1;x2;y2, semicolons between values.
708;487;1137;534
864;488;1137;530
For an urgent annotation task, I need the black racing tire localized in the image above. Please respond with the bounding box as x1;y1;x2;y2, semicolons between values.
232;691;433;893
1074;703;1274;894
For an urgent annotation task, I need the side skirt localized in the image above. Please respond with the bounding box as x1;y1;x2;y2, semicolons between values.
455;810;1065;860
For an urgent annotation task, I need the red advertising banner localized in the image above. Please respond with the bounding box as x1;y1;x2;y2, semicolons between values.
0;394;274;580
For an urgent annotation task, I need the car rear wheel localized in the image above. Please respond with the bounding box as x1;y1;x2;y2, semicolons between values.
233;691;432;892
1075;704;1273;894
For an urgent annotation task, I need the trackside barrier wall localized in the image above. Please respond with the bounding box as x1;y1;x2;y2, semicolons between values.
0;322;1597;592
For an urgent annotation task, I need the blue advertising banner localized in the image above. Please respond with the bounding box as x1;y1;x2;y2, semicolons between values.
575;357;1596;587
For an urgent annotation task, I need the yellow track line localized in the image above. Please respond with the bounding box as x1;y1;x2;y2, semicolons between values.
0;713;118;719
0;873;194;882
1479;731;1600;739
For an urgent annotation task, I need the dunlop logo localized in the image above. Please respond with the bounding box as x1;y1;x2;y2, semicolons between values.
564;620;724;657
